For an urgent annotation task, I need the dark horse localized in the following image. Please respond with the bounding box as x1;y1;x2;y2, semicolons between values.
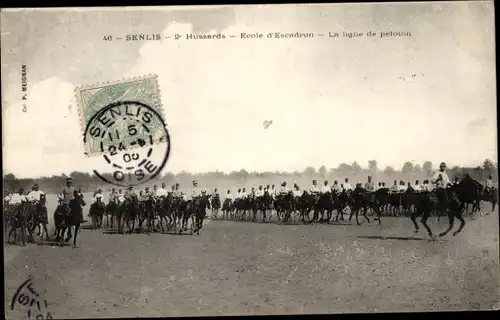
54;191;86;247
29;194;50;241
410;182;467;239
89;197;106;229
7;201;31;246
191;194;211;235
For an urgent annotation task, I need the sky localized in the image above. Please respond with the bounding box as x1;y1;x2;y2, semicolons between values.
1;2;497;179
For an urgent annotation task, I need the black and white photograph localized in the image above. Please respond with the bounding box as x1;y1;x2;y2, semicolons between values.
1;2;498;318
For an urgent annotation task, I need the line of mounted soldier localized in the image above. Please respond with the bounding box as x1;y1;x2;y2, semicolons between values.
3;163;498;246
4;178;86;247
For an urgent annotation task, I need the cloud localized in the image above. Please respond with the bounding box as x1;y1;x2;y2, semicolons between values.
2;77;102;177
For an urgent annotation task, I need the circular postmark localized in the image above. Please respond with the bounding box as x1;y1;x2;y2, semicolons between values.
83;101;170;187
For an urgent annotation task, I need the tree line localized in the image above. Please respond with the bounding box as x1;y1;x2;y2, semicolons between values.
3;159;497;194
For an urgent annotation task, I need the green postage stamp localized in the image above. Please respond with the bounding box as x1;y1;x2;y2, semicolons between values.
75;74;166;156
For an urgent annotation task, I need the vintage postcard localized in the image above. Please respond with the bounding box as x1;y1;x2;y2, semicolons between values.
2;2;498;318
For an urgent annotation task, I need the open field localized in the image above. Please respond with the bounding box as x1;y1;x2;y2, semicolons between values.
4;194;499;318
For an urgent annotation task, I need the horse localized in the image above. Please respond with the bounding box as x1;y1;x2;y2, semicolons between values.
333;190;351;222
478;186;498;214
274;192;295;223
221;198;234;220
410;182;466;239
7;201;31;246
89;197;106;229
104;200;119;228
295;191;315;224
191;194;211;235
210;194;221;219
348;187;382;226
121;195;140;233
156;193;175;233
138;194;156;233
53;191;86;247
28;194;49;241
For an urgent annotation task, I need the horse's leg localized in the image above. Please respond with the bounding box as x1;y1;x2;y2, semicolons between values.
362;207;370;224
421;211;434;238
65;225;72;242
58;226;67;246
452;211;466;236
348;207;355;224
73;223;80;248
42;224;49;241
410;210;420;233
439;211;455;237
476;200;483;216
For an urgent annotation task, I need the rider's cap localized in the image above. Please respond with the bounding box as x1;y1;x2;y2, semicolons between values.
324;180;328;184
440;162;446;167
312;180;316;183
368;176;372;179
66;178;72;182
34;184;39;187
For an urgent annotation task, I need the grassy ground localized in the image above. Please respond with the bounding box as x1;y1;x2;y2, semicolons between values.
3;195;499;318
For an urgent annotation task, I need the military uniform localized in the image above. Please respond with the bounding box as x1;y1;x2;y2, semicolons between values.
255;188;264;197
278;185;289;195
343;183;353;191
9;192;27;205
309;184;320;193
321;184;330;194
331;183;341;193
156;186;168;198
364;181;375;192
62;185;76;214
92;192;104;203
293;188;303;197
432;171;450;189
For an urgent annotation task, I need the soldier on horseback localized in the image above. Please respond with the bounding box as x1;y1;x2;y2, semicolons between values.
61;178;75;216
191;180;201;200
485;174;493;195
293;183;303;197
124;185;137;200
241;187;248;199
430;162;453;212
431;162;451;188
309;179;320;194
172;183;181;198
321;180;330;194
331;180;341;193
343;178;353;191
26;184;47;238
390;180;399;193
92;189;104;203
156;183;168;198
278;182;289;194
413;180;422;192
364;176;375;192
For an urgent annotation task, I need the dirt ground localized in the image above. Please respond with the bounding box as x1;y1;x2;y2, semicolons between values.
4;194;499;318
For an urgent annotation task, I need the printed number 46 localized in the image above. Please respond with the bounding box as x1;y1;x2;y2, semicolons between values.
103;35;112;41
